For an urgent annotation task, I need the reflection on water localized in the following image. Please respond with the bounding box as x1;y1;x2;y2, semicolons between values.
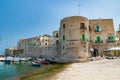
0;61;40;80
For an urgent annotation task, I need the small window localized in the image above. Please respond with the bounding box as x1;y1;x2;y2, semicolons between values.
96;25;101;32
56;33;58;37
97;36;101;42
90;36;92;42
89;25;91;31
80;23;85;29
63;24;65;29
63;46;64;50
40;43;41;45
37;38;40;41
45;43;47;45
82;34;85;41
108;35;114;41
56;40;59;44
63;35;65;41
111;36;114;40
83;46;86;52
108;36;111;40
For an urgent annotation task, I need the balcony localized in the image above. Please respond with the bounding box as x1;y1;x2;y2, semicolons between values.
95;29;101;32
95;40;103;43
107;39;115;42
80;39;86;43
80;26;87;30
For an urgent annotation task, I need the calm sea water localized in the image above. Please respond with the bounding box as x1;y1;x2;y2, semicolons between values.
0;61;41;80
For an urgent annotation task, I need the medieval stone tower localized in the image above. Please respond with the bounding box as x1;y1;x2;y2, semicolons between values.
59;16;90;59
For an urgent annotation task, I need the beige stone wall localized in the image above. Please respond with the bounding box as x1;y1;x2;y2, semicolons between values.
116;24;120;46
89;19;115;56
17;34;58;58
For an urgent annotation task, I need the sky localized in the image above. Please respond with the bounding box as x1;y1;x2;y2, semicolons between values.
0;0;120;54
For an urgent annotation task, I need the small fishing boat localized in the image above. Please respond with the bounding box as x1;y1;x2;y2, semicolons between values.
41;61;49;65
32;61;41;66
0;57;5;62
45;58;57;64
13;57;20;62
4;59;11;64
19;57;28;61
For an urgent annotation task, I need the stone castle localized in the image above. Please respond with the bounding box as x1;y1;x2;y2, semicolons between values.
8;16;117;59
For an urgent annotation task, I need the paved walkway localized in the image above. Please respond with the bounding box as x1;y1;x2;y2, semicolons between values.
49;59;120;80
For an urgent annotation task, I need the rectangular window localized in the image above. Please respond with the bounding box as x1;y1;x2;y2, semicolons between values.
63;24;65;29
108;35;114;41
56;40;59;44
56;33;58;37
45;43;47;45
82;34;85;41
80;23;85;29
63;35;65;41
96;25;101;32
97;36;101;42
111;36;114;40
89;25;91;31
90;36;92;42
108;36;111;40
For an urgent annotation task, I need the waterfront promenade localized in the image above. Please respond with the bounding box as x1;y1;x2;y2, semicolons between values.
47;59;120;80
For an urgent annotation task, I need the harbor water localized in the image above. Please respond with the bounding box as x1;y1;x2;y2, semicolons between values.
0;61;41;80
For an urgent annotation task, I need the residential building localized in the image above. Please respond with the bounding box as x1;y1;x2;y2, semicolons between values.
17;34;59;58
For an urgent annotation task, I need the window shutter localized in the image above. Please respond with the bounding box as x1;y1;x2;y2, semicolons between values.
82;34;85;41
63;35;65;41
56;40;59;44
97;36;101;42
108;36;111;40
111;36;114;40
96;25;101;32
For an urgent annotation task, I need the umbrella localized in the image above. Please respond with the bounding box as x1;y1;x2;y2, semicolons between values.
107;46;120;51
107;46;120;57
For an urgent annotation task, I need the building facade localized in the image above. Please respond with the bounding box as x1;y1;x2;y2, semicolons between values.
4;47;23;57
59;16;115;59
17;34;59;58
116;24;120;46
17;16;116;59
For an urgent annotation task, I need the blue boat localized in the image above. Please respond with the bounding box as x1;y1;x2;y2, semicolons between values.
4;60;11;64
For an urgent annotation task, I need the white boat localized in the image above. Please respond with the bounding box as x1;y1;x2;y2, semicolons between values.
13;57;20;62
0;57;5;61
19;57;29;61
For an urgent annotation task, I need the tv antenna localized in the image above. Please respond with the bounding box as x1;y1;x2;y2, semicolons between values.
79;4;80;16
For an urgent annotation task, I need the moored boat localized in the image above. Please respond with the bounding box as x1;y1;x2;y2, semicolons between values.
41;61;49;65
32;61;41;66
0;57;5;62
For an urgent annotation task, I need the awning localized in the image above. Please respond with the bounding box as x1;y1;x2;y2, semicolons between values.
107;46;120;51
